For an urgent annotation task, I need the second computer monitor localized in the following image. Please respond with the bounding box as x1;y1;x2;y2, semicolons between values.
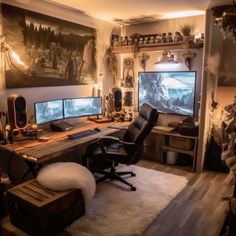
63;97;102;119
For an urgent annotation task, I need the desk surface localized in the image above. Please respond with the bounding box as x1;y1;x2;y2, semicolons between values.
153;125;198;140
0;121;128;164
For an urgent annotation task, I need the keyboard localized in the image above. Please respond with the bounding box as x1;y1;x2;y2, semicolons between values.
67;129;97;140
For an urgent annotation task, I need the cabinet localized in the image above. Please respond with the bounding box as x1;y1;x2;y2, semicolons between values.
153;126;198;172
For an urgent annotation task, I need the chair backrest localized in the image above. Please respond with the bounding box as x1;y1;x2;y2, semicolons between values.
123;103;159;144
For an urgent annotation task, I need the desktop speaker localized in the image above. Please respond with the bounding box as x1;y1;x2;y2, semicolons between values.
7;94;28;130
112;87;122;112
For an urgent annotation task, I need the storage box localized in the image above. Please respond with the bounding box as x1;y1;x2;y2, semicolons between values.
7;179;85;236
169;136;193;150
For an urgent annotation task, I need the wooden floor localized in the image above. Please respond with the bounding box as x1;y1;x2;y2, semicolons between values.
1;160;233;236
138;160;232;236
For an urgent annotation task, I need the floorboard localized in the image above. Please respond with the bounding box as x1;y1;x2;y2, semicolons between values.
137;160;232;236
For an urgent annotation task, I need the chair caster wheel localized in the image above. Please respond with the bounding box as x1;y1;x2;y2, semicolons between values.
131;173;136;177
131;186;136;191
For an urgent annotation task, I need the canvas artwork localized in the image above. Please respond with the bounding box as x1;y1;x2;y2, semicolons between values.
2;4;96;88
139;71;196;116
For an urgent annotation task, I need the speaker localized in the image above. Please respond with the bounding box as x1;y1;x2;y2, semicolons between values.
7;94;28;130
112;87;122;112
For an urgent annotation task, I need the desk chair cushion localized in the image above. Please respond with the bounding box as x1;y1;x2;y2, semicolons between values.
37;162;96;202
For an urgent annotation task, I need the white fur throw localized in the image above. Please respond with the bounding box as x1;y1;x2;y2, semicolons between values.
37;162;96;202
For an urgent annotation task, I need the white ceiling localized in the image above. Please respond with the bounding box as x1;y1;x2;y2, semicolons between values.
45;0;233;25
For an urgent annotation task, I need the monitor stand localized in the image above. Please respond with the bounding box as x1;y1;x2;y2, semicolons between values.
50;120;74;132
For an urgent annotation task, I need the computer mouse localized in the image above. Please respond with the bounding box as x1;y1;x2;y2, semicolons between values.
94;127;101;132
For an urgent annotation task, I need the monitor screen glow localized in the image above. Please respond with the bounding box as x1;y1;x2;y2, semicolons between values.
138;71;196;116
34;99;63;125
63;97;102;118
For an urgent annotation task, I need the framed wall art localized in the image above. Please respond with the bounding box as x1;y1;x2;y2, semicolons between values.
2;4;96;88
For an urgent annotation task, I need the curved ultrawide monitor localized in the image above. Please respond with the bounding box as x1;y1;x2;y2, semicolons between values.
63;97;102;119
34;99;63;125
138;71;196;116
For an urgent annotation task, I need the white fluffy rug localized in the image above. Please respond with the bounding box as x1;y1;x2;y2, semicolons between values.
66;165;188;236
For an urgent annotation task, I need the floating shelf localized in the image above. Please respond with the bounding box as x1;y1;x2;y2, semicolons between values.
111;41;203;54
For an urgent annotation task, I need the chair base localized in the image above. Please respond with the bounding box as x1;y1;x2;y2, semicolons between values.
95;168;136;191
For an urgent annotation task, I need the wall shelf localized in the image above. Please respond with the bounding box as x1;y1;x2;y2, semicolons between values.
111;41;203;54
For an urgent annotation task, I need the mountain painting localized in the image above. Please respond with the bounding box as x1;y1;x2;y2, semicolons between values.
2;3;96;88
138;71;196;116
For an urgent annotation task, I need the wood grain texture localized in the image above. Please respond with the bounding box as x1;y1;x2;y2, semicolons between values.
137;160;232;236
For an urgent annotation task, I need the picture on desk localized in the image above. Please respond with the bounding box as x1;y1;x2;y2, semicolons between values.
138;71;196;116
64;97;102;118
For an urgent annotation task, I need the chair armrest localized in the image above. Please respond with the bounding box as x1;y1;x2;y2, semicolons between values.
119;140;137;147
97;136;120;145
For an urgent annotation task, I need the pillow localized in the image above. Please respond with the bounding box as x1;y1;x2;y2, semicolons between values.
37;162;96;202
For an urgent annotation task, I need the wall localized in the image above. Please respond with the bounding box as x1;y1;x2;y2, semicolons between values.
120;15;205;126
0;0;117;122
216;87;235;108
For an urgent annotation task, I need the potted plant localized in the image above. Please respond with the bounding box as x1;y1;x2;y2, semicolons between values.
179;24;194;42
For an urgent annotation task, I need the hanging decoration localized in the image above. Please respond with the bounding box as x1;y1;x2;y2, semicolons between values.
138;53;149;71
121;58;134;88
212;0;236;43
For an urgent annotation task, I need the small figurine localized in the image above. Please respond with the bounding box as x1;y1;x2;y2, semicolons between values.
128;38;133;45
154;34;161;44
144;37;149;45
123;36;128;46
174;31;183;42
149;36;154;44
139;37;144;45
161;33;167;43
167;32;173;43
118;36;123;46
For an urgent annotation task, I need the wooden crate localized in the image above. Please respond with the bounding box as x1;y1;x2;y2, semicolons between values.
169;136;193;150
7;179;85;236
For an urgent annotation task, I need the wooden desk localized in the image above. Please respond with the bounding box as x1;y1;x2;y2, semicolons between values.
0;121;124;165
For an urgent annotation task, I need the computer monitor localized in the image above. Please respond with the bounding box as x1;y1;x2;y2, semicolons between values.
138;71;196;116
34;99;63;125
63;97;102;119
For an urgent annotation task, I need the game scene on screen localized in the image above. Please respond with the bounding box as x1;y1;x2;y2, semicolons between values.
139;71;196;116
64;97;102;118
35;100;63;125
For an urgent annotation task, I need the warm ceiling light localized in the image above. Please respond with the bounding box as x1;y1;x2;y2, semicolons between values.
155;50;178;64
161;10;205;19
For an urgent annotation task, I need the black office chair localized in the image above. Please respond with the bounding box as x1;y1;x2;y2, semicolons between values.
84;103;159;191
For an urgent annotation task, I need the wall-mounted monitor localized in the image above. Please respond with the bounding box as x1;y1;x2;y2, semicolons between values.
138;71;196;116
63;97;102;119
34;99;63;125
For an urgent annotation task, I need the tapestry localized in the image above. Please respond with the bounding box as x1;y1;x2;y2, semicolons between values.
2;4;96;88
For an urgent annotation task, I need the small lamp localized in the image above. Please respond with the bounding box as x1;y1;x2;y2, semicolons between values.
155;50;178;64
